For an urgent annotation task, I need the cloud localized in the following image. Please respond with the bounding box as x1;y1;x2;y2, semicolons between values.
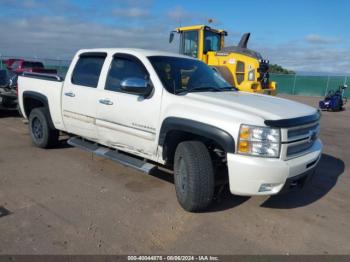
167;6;192;22
1;14;348;74
113;7;149;18
0;0;39;8
255;41;350;74
0;16;175;60
305;34;340;44
21;0;40;8
112;0;153;18
0;1;348;74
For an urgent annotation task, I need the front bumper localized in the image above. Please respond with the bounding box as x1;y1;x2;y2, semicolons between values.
226;139;322;196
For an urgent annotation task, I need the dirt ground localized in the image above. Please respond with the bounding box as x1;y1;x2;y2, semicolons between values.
0;95;349;255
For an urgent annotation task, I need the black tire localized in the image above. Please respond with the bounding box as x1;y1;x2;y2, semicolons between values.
28;108;59;148
333;101;342;111
174;141;215;212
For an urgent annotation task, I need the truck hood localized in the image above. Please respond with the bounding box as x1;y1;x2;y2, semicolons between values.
185;91;317;121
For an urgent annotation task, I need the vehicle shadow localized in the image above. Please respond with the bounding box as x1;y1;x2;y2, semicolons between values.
261;153;345;209
0;109;20;118
148;168;251;212
208;186;251;212
53;137;73;149
149;167;174;184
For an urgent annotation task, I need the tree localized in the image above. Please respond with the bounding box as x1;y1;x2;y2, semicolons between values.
269;64;295;75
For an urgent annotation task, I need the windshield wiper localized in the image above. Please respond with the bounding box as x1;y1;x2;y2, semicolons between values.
190;86;223;92
176;86;234;94
176;87;216;94
221;86;238;91
222;86;239;91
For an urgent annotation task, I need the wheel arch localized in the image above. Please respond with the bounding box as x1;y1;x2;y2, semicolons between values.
159;117;235;165
23;91;55;129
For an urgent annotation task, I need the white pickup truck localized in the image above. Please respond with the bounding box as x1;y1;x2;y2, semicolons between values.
18;48;323;211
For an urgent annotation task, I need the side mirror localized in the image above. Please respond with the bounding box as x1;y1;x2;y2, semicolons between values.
169;32;174;43
120;77;152;97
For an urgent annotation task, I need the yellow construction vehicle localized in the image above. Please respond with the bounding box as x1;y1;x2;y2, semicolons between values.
169;25;277;95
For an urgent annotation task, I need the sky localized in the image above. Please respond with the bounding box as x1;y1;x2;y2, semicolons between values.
0;0;349;74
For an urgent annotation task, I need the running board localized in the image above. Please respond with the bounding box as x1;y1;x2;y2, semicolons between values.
67;137;156;174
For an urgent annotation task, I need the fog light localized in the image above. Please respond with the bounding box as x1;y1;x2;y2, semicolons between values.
259;183;279;192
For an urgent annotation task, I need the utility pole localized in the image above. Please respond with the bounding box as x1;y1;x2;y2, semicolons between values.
325;75;330;96
292;74;297;95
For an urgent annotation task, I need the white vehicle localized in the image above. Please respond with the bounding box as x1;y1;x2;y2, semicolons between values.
18;48;323;211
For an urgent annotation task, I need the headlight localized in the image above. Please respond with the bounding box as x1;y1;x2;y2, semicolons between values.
248;69;255;81
238;124;280;158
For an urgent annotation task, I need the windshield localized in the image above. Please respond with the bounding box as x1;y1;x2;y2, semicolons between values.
148;56;236;94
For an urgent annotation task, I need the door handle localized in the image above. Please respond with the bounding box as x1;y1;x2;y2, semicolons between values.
99;99;114;105
64;91;75;97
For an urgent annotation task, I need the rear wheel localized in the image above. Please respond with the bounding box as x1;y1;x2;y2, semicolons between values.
29;108;59;148
333;100;342;111
174;141;215;212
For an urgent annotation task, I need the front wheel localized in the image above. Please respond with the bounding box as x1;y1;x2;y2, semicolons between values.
28;108;59;148
174;141;215;212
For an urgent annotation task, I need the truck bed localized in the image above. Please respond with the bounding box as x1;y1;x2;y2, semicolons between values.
18;72;66;131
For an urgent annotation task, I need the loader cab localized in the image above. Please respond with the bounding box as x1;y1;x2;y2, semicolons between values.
169;25;227;61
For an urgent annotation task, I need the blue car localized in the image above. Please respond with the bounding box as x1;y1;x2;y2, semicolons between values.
319;85;347;111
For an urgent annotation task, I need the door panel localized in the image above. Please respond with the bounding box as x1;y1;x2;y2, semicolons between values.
62;86;100;141
62;53;107;141
96;54;161;158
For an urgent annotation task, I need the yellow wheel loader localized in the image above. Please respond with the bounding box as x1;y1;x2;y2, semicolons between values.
169;25;277;95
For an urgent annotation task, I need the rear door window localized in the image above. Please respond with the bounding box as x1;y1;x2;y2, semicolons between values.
71;53;106;88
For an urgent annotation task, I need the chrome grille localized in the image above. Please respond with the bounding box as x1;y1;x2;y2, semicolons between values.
287;141;314;156
285;121;320;158
288;123;319;141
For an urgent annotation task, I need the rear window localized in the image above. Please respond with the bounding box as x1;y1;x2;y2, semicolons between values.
71;54;106;88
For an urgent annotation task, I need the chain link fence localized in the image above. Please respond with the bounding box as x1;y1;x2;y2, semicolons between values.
271;73;349;97
1;54;348;98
